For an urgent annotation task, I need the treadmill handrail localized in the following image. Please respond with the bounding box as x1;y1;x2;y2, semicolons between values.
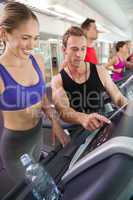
120;75;133;89
62;136;133;183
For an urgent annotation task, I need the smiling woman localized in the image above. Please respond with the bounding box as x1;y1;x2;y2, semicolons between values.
5;19;40;59
0;1;70;183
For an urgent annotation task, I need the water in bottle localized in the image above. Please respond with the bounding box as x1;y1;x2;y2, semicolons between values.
20;154;60;200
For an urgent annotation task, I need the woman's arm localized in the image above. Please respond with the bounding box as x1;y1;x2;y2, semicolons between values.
34;54;71;146
104;56;116;71
104;56;124;73
41;95;71;146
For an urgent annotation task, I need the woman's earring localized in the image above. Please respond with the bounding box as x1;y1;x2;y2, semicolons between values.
2;32;6;42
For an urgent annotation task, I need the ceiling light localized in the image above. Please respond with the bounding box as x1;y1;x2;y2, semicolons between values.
49;4;85;23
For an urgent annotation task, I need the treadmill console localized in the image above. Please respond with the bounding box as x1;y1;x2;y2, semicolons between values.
62;102;133;183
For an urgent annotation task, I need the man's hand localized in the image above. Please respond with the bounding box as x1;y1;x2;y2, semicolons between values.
81;113;111;131
52;120;71;147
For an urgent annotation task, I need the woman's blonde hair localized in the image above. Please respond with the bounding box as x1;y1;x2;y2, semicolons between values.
0;1;38;32
0;1;38;49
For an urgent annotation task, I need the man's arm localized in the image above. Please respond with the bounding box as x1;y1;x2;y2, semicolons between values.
52;74;110;131
51;74;82;124
98;66;128;107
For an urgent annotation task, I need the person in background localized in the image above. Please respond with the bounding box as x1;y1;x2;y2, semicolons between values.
126;41;133;69
104;41;129;81
0;1;70;183
127;53;133;63
61;18;98;68
126;40;132;57
81;18;98;65
52;27;127;133
126;54;133;69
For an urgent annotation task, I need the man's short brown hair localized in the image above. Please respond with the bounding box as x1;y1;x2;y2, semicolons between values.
81;18;95;30
62;26;86;48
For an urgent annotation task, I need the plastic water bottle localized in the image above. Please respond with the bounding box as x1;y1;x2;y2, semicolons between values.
20;154;60;200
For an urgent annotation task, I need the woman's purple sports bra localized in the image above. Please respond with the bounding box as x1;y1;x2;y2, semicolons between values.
0;55;46;111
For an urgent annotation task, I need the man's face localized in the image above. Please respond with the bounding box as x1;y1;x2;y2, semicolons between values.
86;22;98;41
64;35;87;67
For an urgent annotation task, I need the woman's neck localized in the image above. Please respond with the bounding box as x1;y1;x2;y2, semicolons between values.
117;52;126;59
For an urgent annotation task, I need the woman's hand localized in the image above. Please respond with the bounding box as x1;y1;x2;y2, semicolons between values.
41;95;71;147
52;120;71;147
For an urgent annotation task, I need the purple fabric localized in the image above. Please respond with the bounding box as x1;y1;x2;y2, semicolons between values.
0;55;46;110
112;57;125;81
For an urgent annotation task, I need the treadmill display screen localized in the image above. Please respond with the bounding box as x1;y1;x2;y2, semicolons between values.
79;103;128;159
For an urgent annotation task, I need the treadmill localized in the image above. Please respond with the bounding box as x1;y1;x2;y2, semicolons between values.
2;74;133;200
2;101;133;200
120;75;133;100
62;102;133;200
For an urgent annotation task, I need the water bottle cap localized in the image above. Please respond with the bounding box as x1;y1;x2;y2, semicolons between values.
20;154;32;166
